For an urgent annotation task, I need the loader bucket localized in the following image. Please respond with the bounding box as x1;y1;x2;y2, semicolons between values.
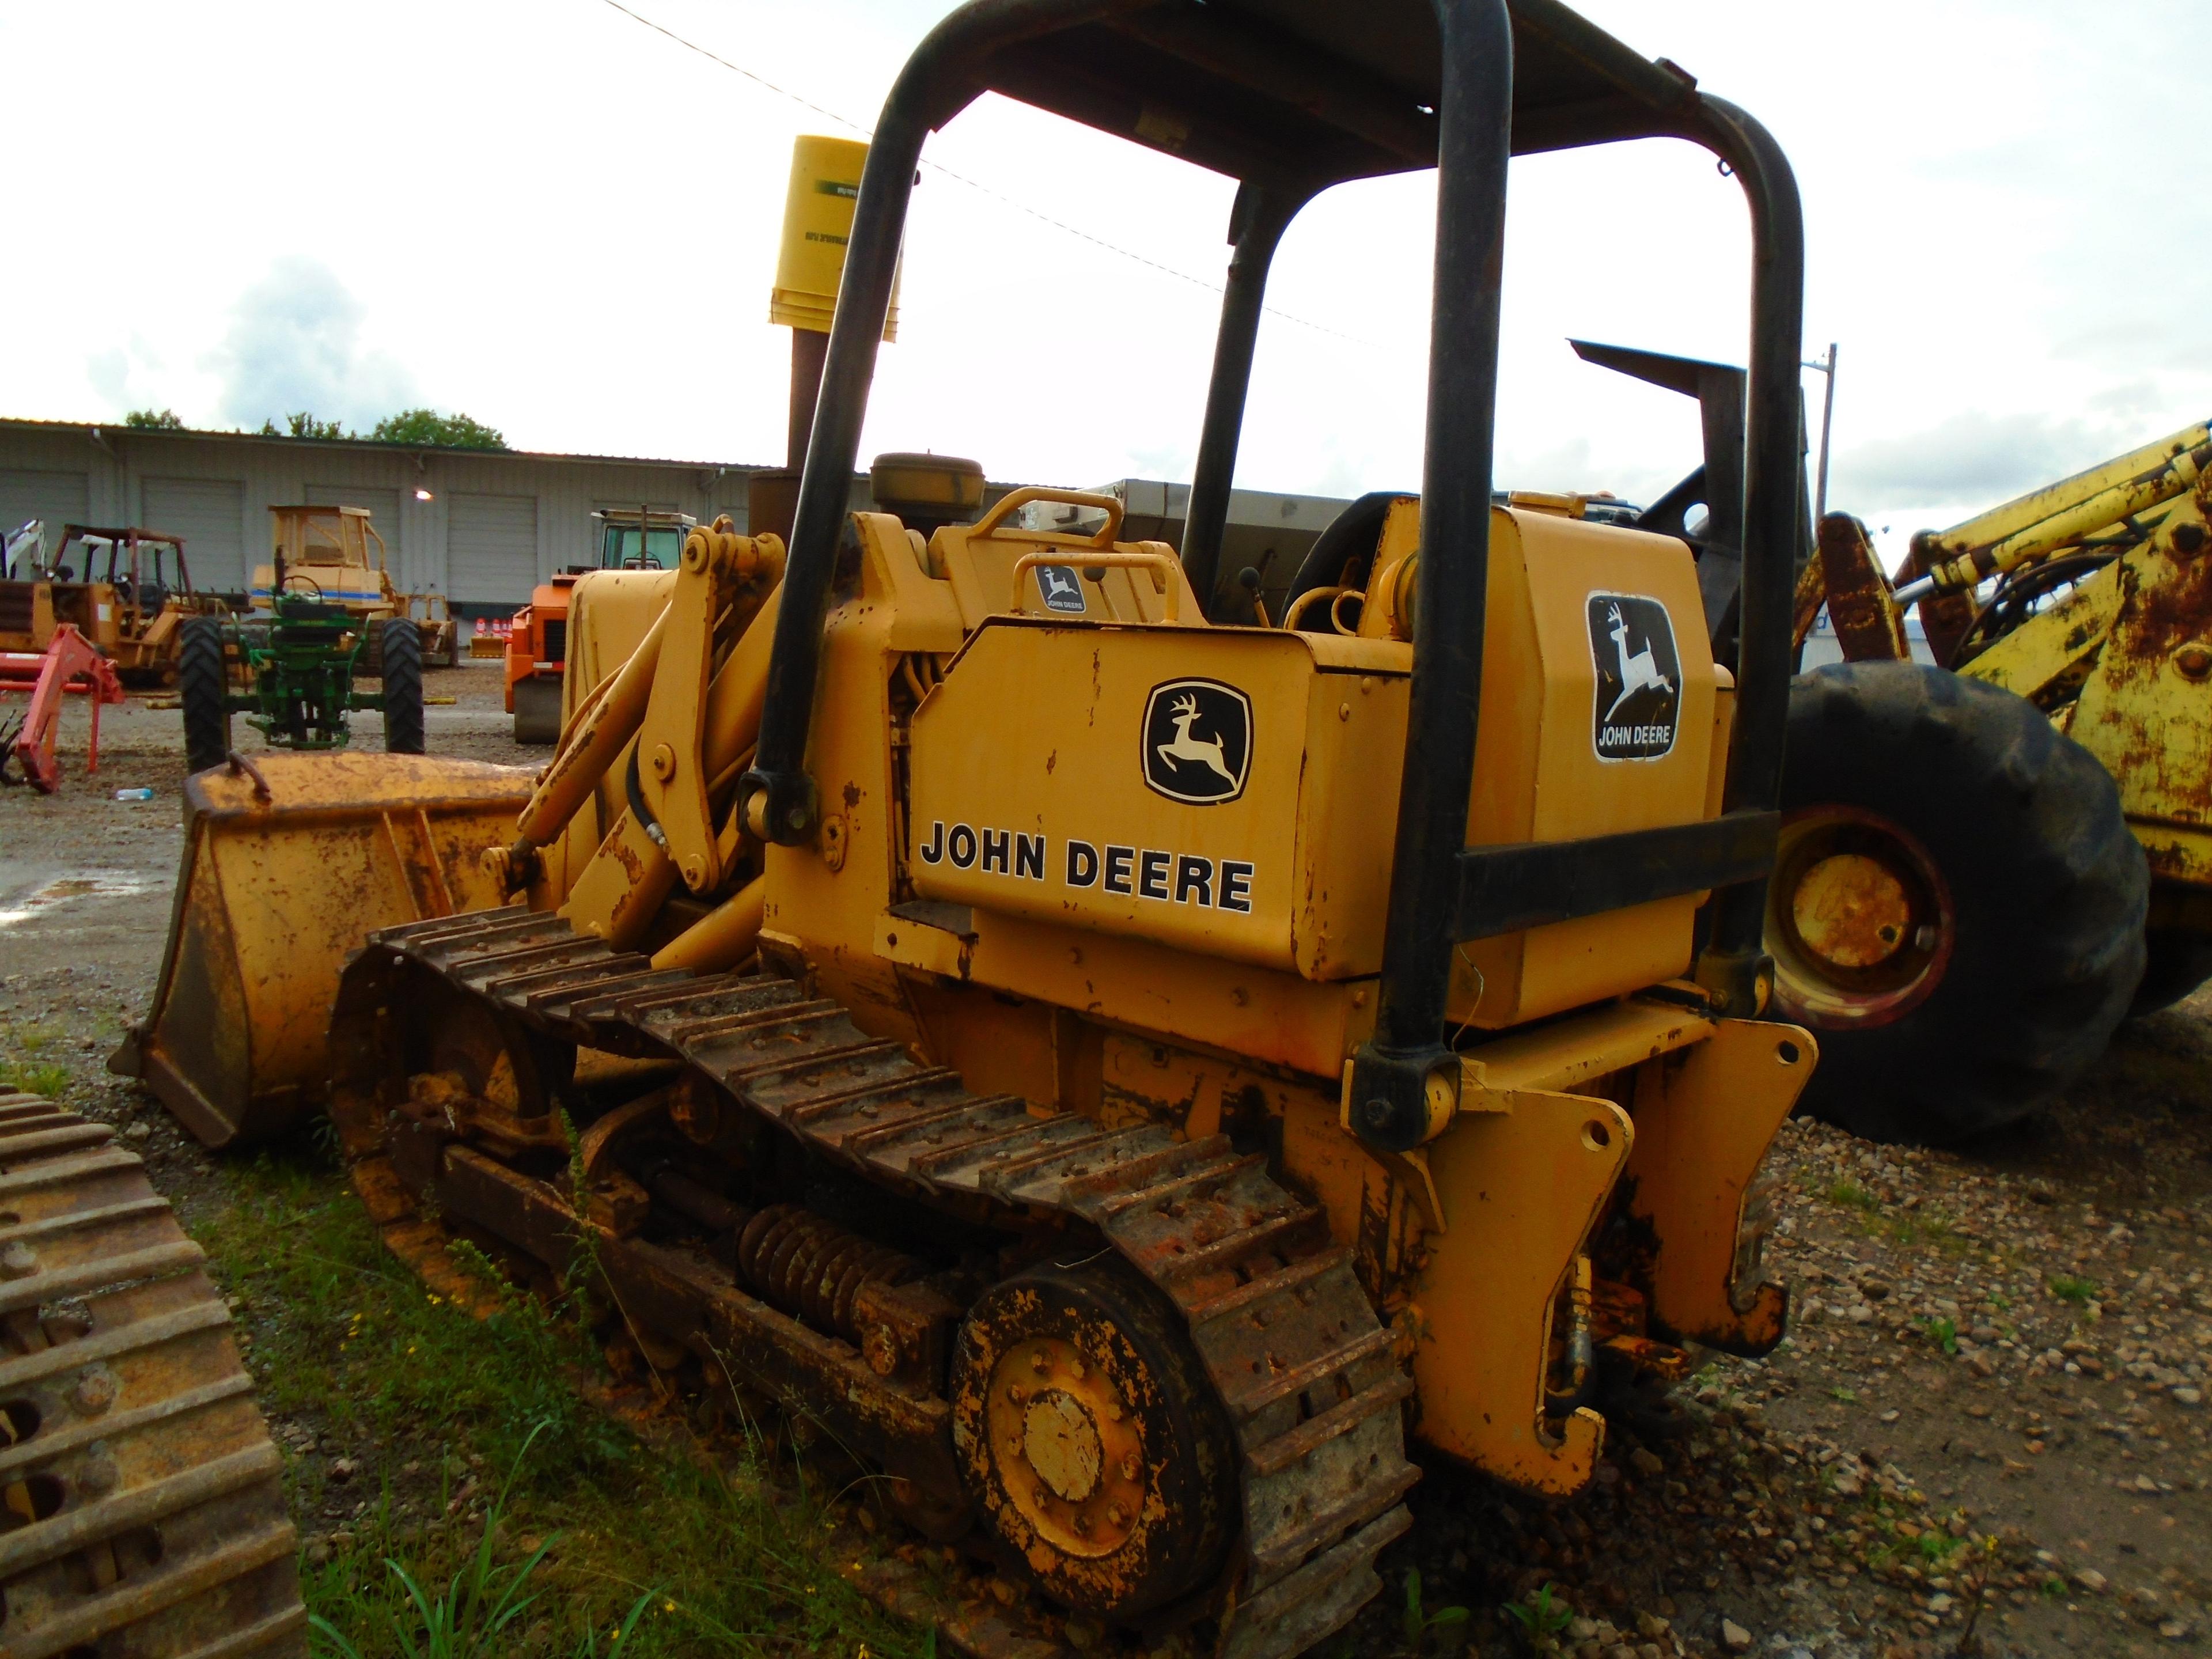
111;752;535;1147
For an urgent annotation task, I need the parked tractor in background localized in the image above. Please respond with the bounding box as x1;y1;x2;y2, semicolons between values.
0;522;224;684
506;506;696;742
1774;423;2212;1143
249;503;459;669
179;504;434;772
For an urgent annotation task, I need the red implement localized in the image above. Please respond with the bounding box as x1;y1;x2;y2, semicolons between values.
0;624;128;792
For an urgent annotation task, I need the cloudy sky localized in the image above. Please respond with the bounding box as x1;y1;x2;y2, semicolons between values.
7;1;2209;564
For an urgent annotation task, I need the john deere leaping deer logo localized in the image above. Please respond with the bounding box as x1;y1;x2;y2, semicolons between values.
1035;564;1086;614
1142;679;1252;804
1587;592;1681;761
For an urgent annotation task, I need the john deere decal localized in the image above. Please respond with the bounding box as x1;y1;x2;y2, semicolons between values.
1587;592;1680;761
1141;678;1252;804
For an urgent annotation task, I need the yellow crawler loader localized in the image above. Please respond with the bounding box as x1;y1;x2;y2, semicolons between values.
1772;426;2212;1143
121;2;1819;1653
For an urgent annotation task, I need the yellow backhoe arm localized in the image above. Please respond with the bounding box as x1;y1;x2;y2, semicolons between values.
1896;420;2212;602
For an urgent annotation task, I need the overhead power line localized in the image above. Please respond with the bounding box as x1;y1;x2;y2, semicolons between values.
592;0;1367;343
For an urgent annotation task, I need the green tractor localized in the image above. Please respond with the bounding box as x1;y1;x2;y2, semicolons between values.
177;602;425;775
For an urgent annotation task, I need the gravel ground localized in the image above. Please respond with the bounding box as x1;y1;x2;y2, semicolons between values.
3;660;2209;1658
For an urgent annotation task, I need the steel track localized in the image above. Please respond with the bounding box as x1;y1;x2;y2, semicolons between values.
331;909;1416;1659
0;1094;303;1658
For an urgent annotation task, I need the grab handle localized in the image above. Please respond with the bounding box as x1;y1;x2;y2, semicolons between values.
968;487;1124;548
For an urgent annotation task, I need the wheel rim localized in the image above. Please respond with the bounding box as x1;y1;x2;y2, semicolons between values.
1767;805;1956;1029
984;1336;1147;1559
951;1268;1234;1619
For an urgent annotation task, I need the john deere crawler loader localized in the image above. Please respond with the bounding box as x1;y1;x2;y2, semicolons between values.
118;3;1819;1653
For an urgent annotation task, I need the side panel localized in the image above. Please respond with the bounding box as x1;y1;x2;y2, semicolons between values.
2066;513;2212;889
908;624;1398;975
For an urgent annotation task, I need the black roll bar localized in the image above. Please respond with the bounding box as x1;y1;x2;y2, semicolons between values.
1344;0;1516;1149
738;0;1805;1153
1179;180;1314;616
744;0;1155;846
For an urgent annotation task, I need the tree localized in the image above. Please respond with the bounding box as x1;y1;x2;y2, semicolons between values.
124;408;184;429
369;408;506;450
260;411;347;440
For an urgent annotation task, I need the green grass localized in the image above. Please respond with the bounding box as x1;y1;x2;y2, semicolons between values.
2048;1275;2097;1305
1923;1317;1959;1356
1824;1181;1880;1213
198;1142;933;1659
0;1061;71;1097
0;1019;74;1098
1400;1569;1469;1656
1501;1581;1573;1647
1915;1529;1967;1567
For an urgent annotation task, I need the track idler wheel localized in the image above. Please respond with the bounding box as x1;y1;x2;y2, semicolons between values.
950;1261;1237;1623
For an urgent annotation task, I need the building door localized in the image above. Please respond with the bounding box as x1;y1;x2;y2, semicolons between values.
447;493;539;605
142;477;246;593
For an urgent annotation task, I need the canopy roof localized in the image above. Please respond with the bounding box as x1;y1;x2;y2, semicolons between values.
984;0;1705;188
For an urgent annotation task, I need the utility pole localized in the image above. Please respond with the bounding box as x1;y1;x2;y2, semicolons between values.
1804;343;1839;521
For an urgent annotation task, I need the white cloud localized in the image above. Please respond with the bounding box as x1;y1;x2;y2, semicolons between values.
207;259;418;433
1;0;2208;509
1831;410;2133;518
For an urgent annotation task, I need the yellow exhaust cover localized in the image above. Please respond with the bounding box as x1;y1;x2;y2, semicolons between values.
111;753;535;1147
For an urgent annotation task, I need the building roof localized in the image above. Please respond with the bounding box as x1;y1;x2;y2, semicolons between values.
0;416;770;475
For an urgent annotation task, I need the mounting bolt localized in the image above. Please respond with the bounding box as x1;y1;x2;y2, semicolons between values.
2176;643;2212;681
649;744;676;781
70;1366;117;1417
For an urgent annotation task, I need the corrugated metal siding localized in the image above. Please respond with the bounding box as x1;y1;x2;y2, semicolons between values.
448;492;539;602
143;476;248;590
0;468;90;542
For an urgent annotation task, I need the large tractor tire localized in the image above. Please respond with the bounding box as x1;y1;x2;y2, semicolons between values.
2130;929;2212;1016
380;618;425;755
1768;662;2147;1145
512;676;562;745
179;615;232;775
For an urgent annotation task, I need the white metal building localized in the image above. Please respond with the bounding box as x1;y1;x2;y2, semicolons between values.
0;419;768;614
1;420;1373;620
